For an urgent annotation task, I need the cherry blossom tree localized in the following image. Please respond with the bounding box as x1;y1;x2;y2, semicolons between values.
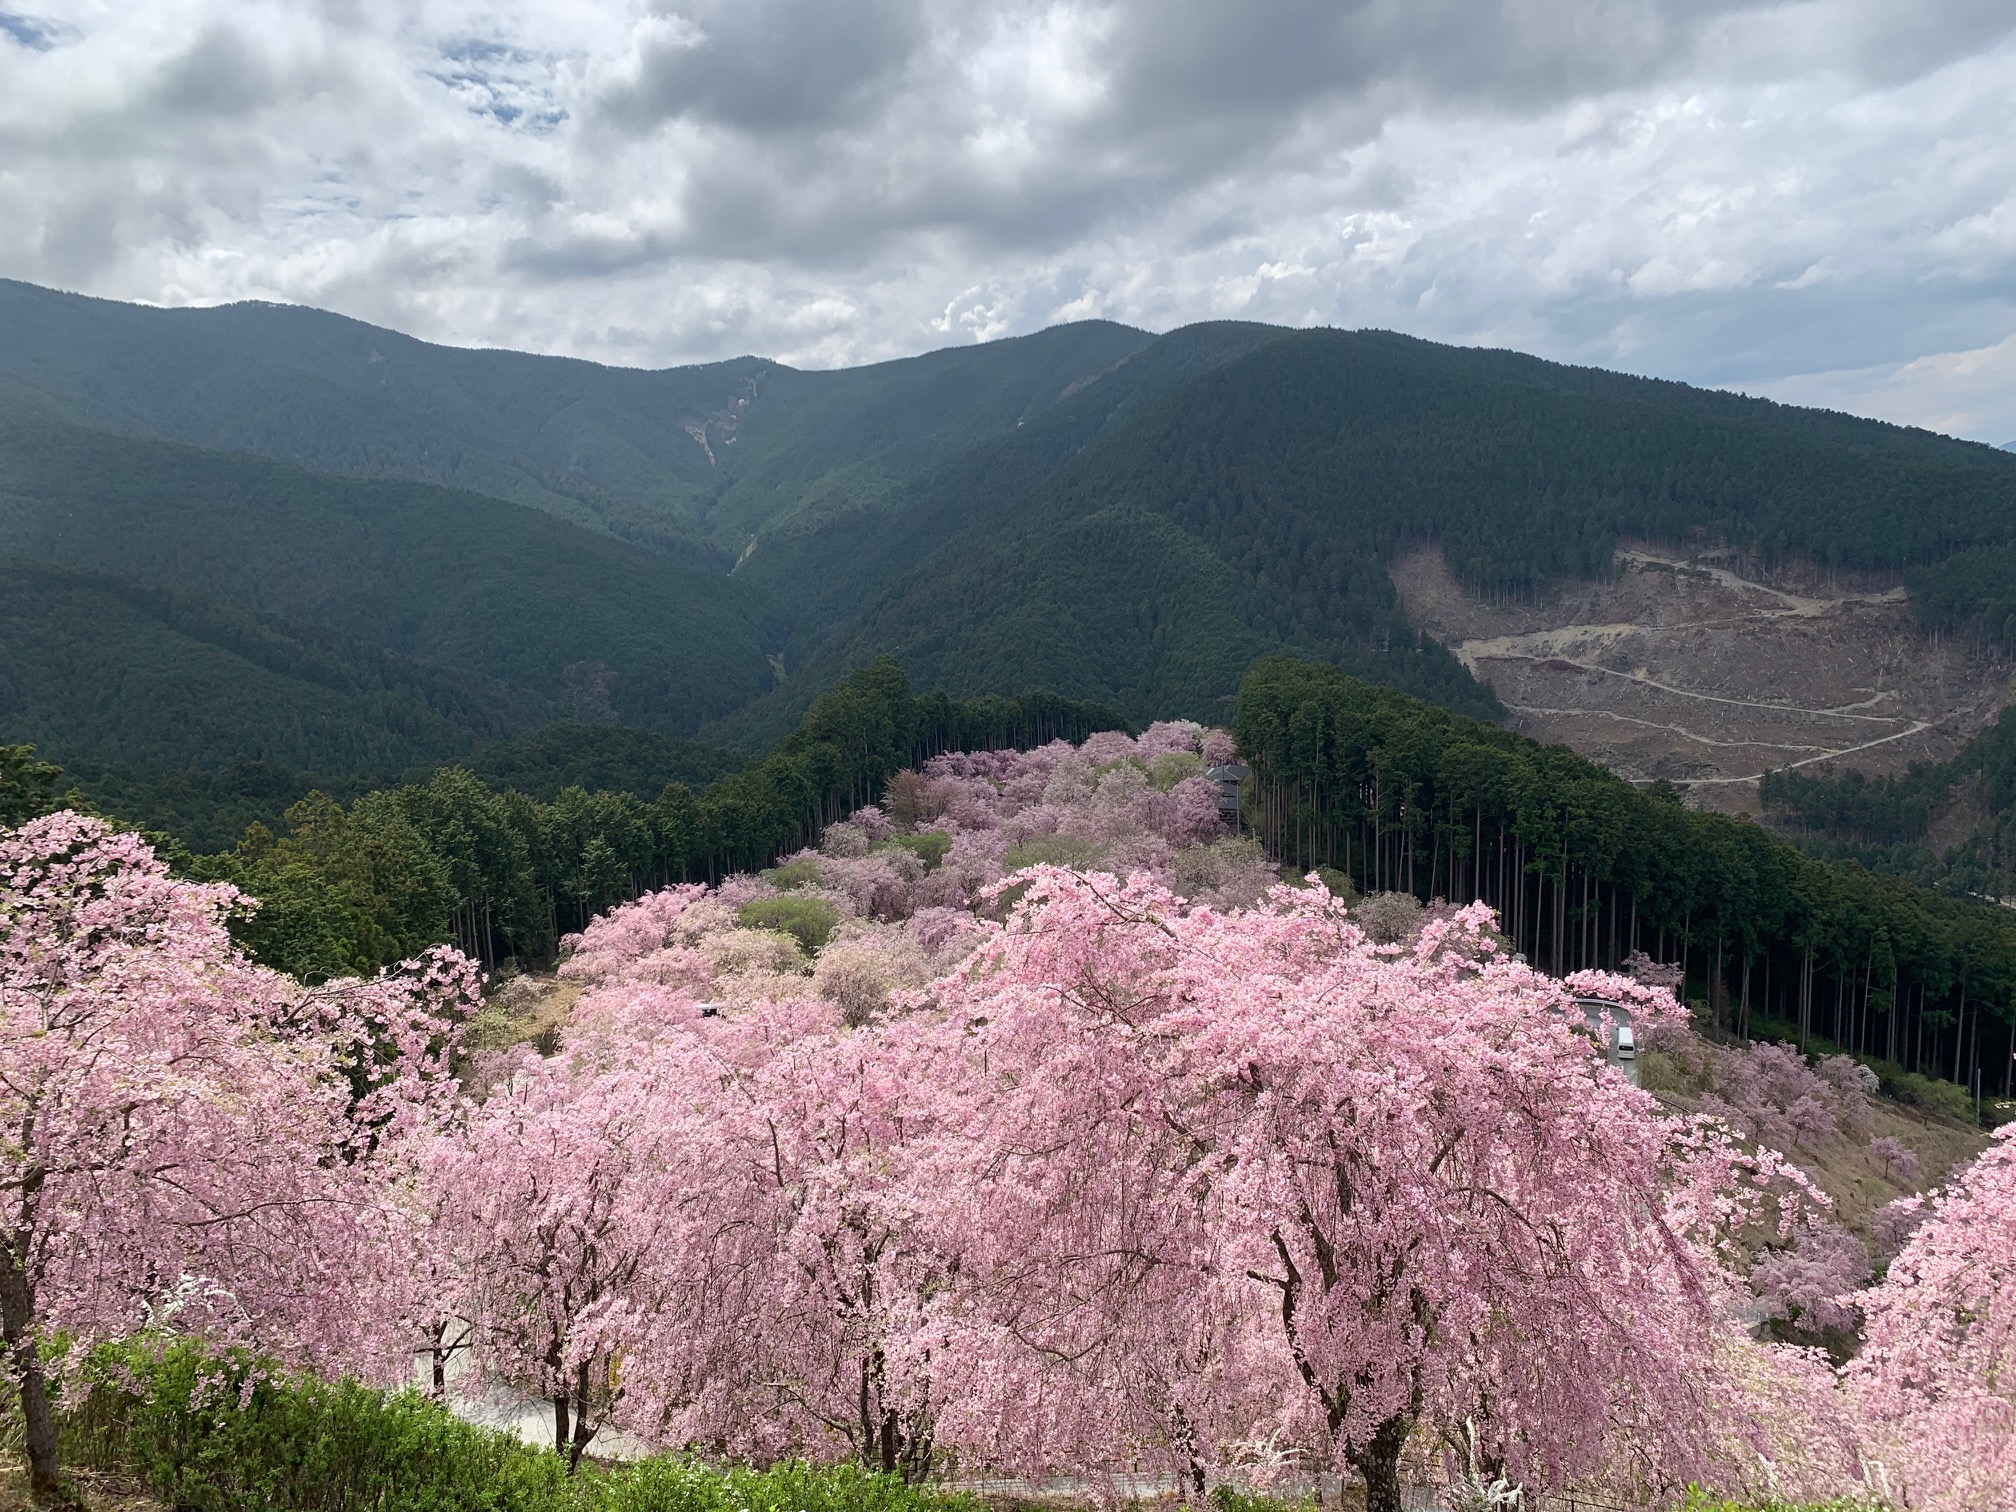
1853;1128;2016;1510
0;813;468;1496
719;1009;961;1476
428;1028;766;1471
927;871;1833;1509
1869;1134;1923;1186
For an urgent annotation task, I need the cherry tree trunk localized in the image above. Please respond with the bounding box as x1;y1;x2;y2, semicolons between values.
0;1244;58;1497
566;1361;598;1474
1350;1417;1412;1512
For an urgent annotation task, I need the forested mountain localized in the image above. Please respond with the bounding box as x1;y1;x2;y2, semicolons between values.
7;279;2016;830
0;279;1148;556
59;723;744;855
0;557;557;773
0;402;774;733
733;326;2016;739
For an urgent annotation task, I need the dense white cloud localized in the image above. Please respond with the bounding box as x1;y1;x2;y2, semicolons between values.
1;0;2011;437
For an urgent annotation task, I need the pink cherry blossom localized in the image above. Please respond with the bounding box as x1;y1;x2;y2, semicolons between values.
0;813;470;1494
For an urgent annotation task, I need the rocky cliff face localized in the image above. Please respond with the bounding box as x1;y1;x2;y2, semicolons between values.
1393;542;2014;816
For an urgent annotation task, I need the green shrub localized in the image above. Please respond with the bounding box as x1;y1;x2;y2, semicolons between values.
737;896;842;952
1891;1068;1976;1123
56;1339;985;1512
1147;751;1203;791
601;1458;977;1512
1089;756;1148;783
1276;865;1356;901
876;831;952;870
1209;1487;1315;1512
761;857;827;892
61;1339;570;1512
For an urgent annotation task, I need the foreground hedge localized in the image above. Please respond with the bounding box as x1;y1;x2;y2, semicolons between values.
56;1340;980;1512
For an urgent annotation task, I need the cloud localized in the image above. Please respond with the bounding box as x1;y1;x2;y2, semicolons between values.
1763;329;2016;447
0;0;2010;437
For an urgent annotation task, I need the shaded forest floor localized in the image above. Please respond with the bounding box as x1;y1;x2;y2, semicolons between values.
0;1458;166;1511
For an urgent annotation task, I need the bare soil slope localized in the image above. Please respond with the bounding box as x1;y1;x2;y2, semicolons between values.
1394;543;2014;814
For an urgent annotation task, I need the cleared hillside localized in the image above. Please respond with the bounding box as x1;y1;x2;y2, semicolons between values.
733;326;2016;740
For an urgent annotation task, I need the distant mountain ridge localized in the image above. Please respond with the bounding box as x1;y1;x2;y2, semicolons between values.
5;278;2016;840
0;279;1151;558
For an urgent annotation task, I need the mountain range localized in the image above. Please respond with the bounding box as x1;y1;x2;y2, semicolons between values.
5;276;2016;849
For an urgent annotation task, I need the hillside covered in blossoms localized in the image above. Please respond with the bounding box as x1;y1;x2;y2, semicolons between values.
6;713;2013;1512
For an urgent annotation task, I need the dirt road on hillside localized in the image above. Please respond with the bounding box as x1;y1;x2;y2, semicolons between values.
1392;543;2013;815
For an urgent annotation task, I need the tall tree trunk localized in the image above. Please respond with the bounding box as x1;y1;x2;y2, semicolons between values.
1351;1416;1413;1512
0;1238;58;1498
567;1360;598;1473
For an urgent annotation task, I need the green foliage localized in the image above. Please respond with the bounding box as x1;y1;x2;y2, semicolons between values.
877;831;952;869
55;1339;983;1512
1679;1492;1879;1512
12;288;2016;801
1762;704;2016;901
60;756;381;856
763;856;829;891
440;724;742;803
1870;1063;1978;1124
1312;865;1359;901
0;741;65;826
598;1455;976;1512
191;791;460;983
116;661;1128;977
0;405;774;737
1148;750;1204;790
0;278;1147;560
737;896;842;952
62;1339;570;1512
1208;1486;1317;1512
0;558;553;777
763;325;2016;733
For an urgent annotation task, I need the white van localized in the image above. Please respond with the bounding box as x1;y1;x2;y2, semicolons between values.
1613;1025;1637;1060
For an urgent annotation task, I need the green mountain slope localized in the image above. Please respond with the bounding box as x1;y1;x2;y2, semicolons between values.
0;404;775;732
0;280;1148;556
0;557;555;772
436;722;742;802
9;281;2016;791
731;321;1296;662
751;326;2016;735
1761;708;2016;900
699;318;1153;552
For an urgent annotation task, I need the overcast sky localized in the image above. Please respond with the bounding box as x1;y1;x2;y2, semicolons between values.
3;0;2012;441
